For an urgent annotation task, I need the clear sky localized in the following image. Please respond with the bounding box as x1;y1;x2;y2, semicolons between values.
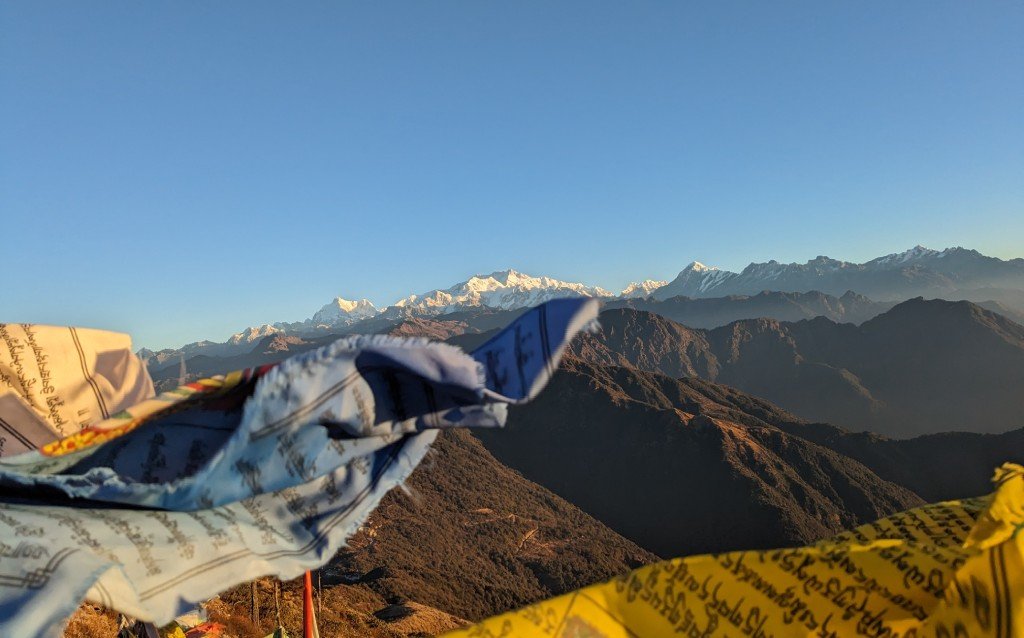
2;2;1022;349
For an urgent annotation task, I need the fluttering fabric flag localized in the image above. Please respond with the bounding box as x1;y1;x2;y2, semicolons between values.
0;298;599;638
0;324;154;456
443;462;1024;638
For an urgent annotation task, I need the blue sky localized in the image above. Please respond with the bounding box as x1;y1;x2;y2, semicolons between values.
2;2;1022;349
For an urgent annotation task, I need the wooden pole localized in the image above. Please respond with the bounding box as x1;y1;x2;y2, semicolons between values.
251;580;260;625
274;579;282;628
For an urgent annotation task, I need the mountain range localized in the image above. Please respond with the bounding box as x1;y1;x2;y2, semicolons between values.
140;245;1024;360
143;295;1024;441
570;299;1024;437
477;355;1024;557
480;357;923;557
652;246;1024;304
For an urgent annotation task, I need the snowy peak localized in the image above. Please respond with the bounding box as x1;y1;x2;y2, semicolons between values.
152;245;1022;353
461;269;605;294
864;245;990;269
311;297;379;326
393;269;612;314
652;261;734;300
474;269;531;287
868;245;940;267
452;269;539;294
620;280;668;299
228;324;281;346
684;261;718;273
738;256;852;279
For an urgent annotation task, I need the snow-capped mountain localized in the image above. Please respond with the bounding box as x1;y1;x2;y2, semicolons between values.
227;324;281;346
866;245;942;267
140;325;284;364
651;246;1024;301
650;262;735;300
311;298;378;326
156;270;616;354
147;246;1023;355
619;280;668;299
390;269;612;315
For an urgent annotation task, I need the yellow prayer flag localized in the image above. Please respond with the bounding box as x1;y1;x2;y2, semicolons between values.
446;464;1024;637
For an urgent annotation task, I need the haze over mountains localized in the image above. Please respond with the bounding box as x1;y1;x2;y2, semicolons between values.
571;300;1024;437
139;244;1024;441
653;245;1024;304
141;245;1024;359
606;289;898;328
